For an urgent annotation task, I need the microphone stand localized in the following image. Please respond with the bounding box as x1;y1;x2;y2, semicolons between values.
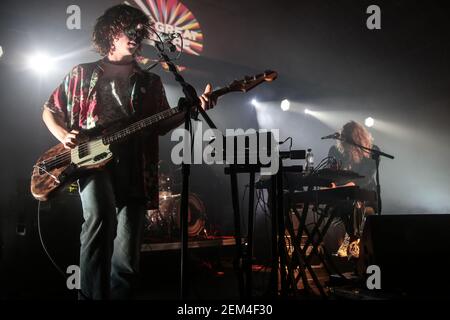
153;42;221;299
154;44;196;300
337;137;394;215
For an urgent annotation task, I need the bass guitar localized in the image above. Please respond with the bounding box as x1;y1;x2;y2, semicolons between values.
30;70;277;201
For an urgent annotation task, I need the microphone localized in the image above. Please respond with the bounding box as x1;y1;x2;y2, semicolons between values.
160;32;180;41
160;32;179;52
321;132;340;140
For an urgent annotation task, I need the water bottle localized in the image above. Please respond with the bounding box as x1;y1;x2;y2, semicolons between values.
305;148;314;173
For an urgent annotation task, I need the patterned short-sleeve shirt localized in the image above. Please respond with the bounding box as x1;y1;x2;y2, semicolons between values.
44;59;171;209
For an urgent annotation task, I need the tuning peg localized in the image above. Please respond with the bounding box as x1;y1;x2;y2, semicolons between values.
263;70;278;81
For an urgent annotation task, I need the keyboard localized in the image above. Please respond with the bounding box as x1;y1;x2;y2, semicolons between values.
291;186;377;204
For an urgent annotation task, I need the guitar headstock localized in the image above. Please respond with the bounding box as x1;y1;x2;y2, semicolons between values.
227;70;278;93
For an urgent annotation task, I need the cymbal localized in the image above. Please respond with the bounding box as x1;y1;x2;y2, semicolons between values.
159;192;181;200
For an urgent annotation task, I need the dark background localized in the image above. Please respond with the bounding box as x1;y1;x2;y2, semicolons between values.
0;0;449;298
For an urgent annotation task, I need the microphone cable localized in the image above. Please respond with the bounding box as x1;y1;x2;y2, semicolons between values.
37;200;89;300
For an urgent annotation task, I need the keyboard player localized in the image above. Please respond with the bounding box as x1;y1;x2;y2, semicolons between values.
327;121;379;258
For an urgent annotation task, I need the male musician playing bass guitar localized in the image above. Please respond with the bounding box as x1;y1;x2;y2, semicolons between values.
41;4;215;299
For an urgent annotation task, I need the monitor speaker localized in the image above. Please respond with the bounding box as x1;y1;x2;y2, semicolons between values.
360;214;450;296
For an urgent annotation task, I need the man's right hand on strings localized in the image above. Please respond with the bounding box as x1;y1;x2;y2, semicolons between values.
62;129;80;149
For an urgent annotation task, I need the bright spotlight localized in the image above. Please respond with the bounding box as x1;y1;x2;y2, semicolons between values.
280;99;290;111
365;117;374;127
251;98;259;107
27;52;54;75
304;108;311;115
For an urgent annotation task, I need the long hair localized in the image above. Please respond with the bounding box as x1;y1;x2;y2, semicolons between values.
337;121;373;163
92;4;153;56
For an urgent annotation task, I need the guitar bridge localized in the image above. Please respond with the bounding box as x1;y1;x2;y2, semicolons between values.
36;161;48;175
33;163;61;184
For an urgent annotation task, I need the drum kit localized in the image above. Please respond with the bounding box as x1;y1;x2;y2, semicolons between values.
145;163;207;240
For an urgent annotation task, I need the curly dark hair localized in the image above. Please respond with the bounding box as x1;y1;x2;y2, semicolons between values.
92;4;153;56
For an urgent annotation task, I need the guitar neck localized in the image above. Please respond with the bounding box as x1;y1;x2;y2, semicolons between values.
102;86;232;144
102;106;181;144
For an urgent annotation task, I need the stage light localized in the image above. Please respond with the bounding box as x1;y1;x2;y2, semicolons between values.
365;117;374;127
280;99;290;111
27;52;54;75
304;108;311;115
251;98;259;107
0;45;3;59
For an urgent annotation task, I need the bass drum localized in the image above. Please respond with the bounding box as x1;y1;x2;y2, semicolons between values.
175;193;207;238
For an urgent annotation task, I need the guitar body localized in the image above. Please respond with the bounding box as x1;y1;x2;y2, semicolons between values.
30;137;113;201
